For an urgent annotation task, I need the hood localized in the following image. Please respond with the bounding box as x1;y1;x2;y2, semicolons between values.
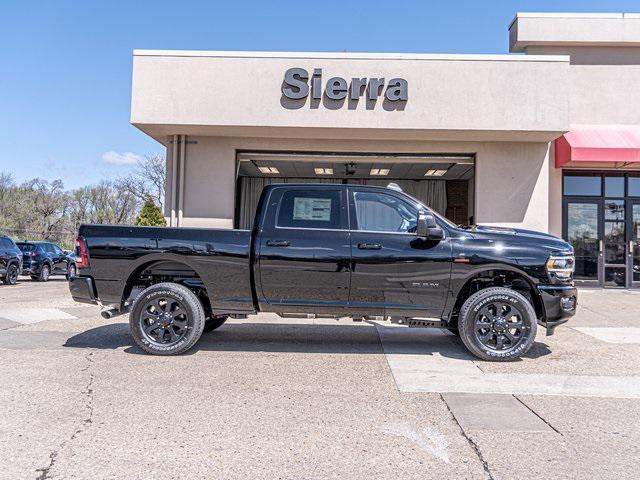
468;225;573;253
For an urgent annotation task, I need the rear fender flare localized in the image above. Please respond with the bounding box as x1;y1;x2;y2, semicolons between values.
120;253;211;307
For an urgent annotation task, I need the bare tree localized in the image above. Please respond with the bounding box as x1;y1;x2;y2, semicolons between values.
117;153;166;208
0;171;143;247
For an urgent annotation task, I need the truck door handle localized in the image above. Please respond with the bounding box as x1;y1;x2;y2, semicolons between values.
266;240;290;247
358;243;382;250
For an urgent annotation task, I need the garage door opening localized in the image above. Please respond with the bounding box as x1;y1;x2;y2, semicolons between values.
235;151;475;229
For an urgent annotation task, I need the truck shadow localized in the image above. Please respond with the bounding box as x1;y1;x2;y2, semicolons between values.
63;321;552;361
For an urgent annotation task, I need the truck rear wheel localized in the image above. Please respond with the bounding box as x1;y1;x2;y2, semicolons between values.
458;287;537;362
129;282;206;355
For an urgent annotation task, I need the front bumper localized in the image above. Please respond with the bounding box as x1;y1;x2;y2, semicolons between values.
536;285;577;335
69;276;98;305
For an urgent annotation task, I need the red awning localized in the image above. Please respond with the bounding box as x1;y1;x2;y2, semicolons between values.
555;125;640;168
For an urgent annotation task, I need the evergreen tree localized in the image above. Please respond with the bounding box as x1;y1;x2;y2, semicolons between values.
135;199;165;227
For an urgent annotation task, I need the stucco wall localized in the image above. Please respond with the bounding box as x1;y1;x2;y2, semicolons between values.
131;51;569;142
526;46;640;125
172;136;551;233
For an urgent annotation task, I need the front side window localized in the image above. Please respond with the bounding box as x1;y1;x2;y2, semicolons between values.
276;189;343;230
353;191;418;233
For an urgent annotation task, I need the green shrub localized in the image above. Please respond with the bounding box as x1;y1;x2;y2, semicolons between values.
135;199;166;227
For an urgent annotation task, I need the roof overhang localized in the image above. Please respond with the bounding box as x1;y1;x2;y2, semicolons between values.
131;49;570;144
510;12;640;52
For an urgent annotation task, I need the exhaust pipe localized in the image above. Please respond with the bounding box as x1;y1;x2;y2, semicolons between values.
101;307;126;320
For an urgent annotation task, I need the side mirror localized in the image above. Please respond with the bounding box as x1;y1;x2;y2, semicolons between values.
417;211;444;241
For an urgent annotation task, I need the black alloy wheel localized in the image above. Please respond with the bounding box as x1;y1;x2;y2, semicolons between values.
130;282;206;355
474;301;527;351
3;264;19;285
458;287;537;362
139;297;190;346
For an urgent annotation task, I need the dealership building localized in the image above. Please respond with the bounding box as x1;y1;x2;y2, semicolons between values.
130;12;640;288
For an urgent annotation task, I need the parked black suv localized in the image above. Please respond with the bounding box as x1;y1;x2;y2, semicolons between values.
0;235;22;285
17;241;76;281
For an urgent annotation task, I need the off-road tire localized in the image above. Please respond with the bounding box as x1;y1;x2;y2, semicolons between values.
129;282;206;356
203;316;228;332
2;264;19;285
458;287;537;362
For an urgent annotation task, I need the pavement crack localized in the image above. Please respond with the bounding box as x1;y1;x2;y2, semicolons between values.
35;450;57;480
439;394;495;480
513;395;562;435
33;351;96;479
71;352;95;440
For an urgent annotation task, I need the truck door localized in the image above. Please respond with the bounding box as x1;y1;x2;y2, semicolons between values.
257;186;351;313
348;188;452;317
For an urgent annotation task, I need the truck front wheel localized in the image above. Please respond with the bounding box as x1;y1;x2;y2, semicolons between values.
129;282;206;355
458;287;537;362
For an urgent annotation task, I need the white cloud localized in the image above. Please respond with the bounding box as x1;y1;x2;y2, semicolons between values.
102;151;143;166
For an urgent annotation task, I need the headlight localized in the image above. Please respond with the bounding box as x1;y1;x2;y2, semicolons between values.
546;254;575;280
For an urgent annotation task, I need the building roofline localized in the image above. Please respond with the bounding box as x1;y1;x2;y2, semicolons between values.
132;49;569;63
509;11;640;30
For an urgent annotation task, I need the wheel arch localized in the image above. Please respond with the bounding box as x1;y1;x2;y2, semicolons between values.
120;255;212;316
448;267;544;324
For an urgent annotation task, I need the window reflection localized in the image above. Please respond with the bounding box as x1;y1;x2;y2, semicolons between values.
604;221;625;264
604;199;624;221
567;203;598;279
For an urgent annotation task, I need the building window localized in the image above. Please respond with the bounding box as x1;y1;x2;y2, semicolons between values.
563;175;601;196
605;176;625;197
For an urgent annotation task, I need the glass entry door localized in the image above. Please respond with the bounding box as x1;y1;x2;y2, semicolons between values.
563;198;603;286
628;201;640;288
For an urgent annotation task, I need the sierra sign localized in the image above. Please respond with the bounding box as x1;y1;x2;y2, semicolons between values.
281;68;408;102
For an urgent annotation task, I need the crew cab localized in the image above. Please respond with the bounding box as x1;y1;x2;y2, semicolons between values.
69;184;577;360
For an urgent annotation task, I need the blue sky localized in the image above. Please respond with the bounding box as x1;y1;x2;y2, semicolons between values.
1;0;638;189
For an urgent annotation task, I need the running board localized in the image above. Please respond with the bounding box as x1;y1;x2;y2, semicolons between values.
274;313;448;329
391;317;448;328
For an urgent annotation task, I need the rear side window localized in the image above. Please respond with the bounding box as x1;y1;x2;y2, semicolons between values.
18;243;36;252
276;189;344;230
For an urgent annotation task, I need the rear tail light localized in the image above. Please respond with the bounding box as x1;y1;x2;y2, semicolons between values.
75;236;89;269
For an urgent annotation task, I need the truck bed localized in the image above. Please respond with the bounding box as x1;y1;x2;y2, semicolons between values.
78;224;255;313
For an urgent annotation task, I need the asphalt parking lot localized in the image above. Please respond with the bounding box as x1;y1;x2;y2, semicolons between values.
1;279;639;479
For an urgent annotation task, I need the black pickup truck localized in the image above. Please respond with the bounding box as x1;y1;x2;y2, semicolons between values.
69;183;577;361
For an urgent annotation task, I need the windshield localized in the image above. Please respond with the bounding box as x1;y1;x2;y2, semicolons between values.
17;243;36;252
